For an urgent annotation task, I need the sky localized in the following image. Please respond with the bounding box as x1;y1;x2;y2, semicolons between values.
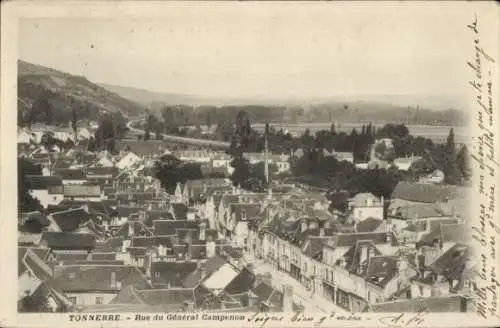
17;3;487;105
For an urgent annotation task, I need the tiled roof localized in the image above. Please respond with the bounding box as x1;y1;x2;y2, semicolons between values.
86;167;119;177
63;184;101;197
391;181;467;203
251;282;283;310
151;262;198;288
364;256;398;288
41;232;96;250
53;265;150;292
53;168;86;180
153;220;198;235
25;175;62;190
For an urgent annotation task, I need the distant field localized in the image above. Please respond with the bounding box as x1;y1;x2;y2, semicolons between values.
186;123;470;144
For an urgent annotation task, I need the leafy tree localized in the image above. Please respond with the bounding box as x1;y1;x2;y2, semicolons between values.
456;145;471;181
154;155;203;193
18;158;43;213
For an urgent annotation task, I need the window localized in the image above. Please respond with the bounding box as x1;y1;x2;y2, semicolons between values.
155;272;160;277
95;297;104;305
69;297;77;304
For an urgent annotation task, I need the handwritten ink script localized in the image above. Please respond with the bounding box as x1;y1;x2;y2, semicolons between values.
468;13;499;321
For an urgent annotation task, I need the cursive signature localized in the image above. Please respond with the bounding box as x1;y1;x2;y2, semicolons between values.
378;308;428;328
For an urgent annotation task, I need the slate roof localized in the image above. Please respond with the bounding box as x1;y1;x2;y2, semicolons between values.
355;218;383;233
251;282;284;310
53;265;150;292
326;232;398;249
53;169;86;180
25;175;62;190
115;221;154;238
441;223;469;244
115;206;144;218
364;256;398;288
19;211;51;228
230;203;262;221
94;237;123;252
41;232;96;250
182;255;227;288
111;286;197;312
151;262;198;288
170;203;188;220
391;181;467;203
429;244;472;280
50;208;100;232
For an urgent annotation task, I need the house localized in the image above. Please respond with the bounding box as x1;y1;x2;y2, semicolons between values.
26;175;64;208
347;193;384;223
410;244;474;299
212;153;232;168
19;211;51;234
18;247;72;312
116;152;142;170
419;169;446;184
85;167;119;184
63;184;102;202
175;149;213;163
77;127;93;140
109;286;202;312
52;264;150;306
391;181;467;207
40;232;96;251
333;151;354;164
393;155;423;171
53;169;87;185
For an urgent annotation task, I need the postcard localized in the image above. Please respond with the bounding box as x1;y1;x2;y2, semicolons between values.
1;1;499;327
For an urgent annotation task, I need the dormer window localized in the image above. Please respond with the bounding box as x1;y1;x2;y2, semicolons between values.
242;210;247;220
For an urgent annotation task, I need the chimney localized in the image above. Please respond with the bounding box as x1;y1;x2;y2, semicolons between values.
319;227;325;237
282;284;293;312
110;271;117;289
199;222;206;241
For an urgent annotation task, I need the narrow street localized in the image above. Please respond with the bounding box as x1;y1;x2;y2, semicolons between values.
247;256;347;314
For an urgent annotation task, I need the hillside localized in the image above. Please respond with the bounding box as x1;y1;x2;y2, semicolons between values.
18;60;143;126
98;83;210;107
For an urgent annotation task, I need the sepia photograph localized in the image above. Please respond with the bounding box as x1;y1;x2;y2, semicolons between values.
1;1;499;328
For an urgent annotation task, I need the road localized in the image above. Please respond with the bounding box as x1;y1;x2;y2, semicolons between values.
126;119;230;149
247;256;347;314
